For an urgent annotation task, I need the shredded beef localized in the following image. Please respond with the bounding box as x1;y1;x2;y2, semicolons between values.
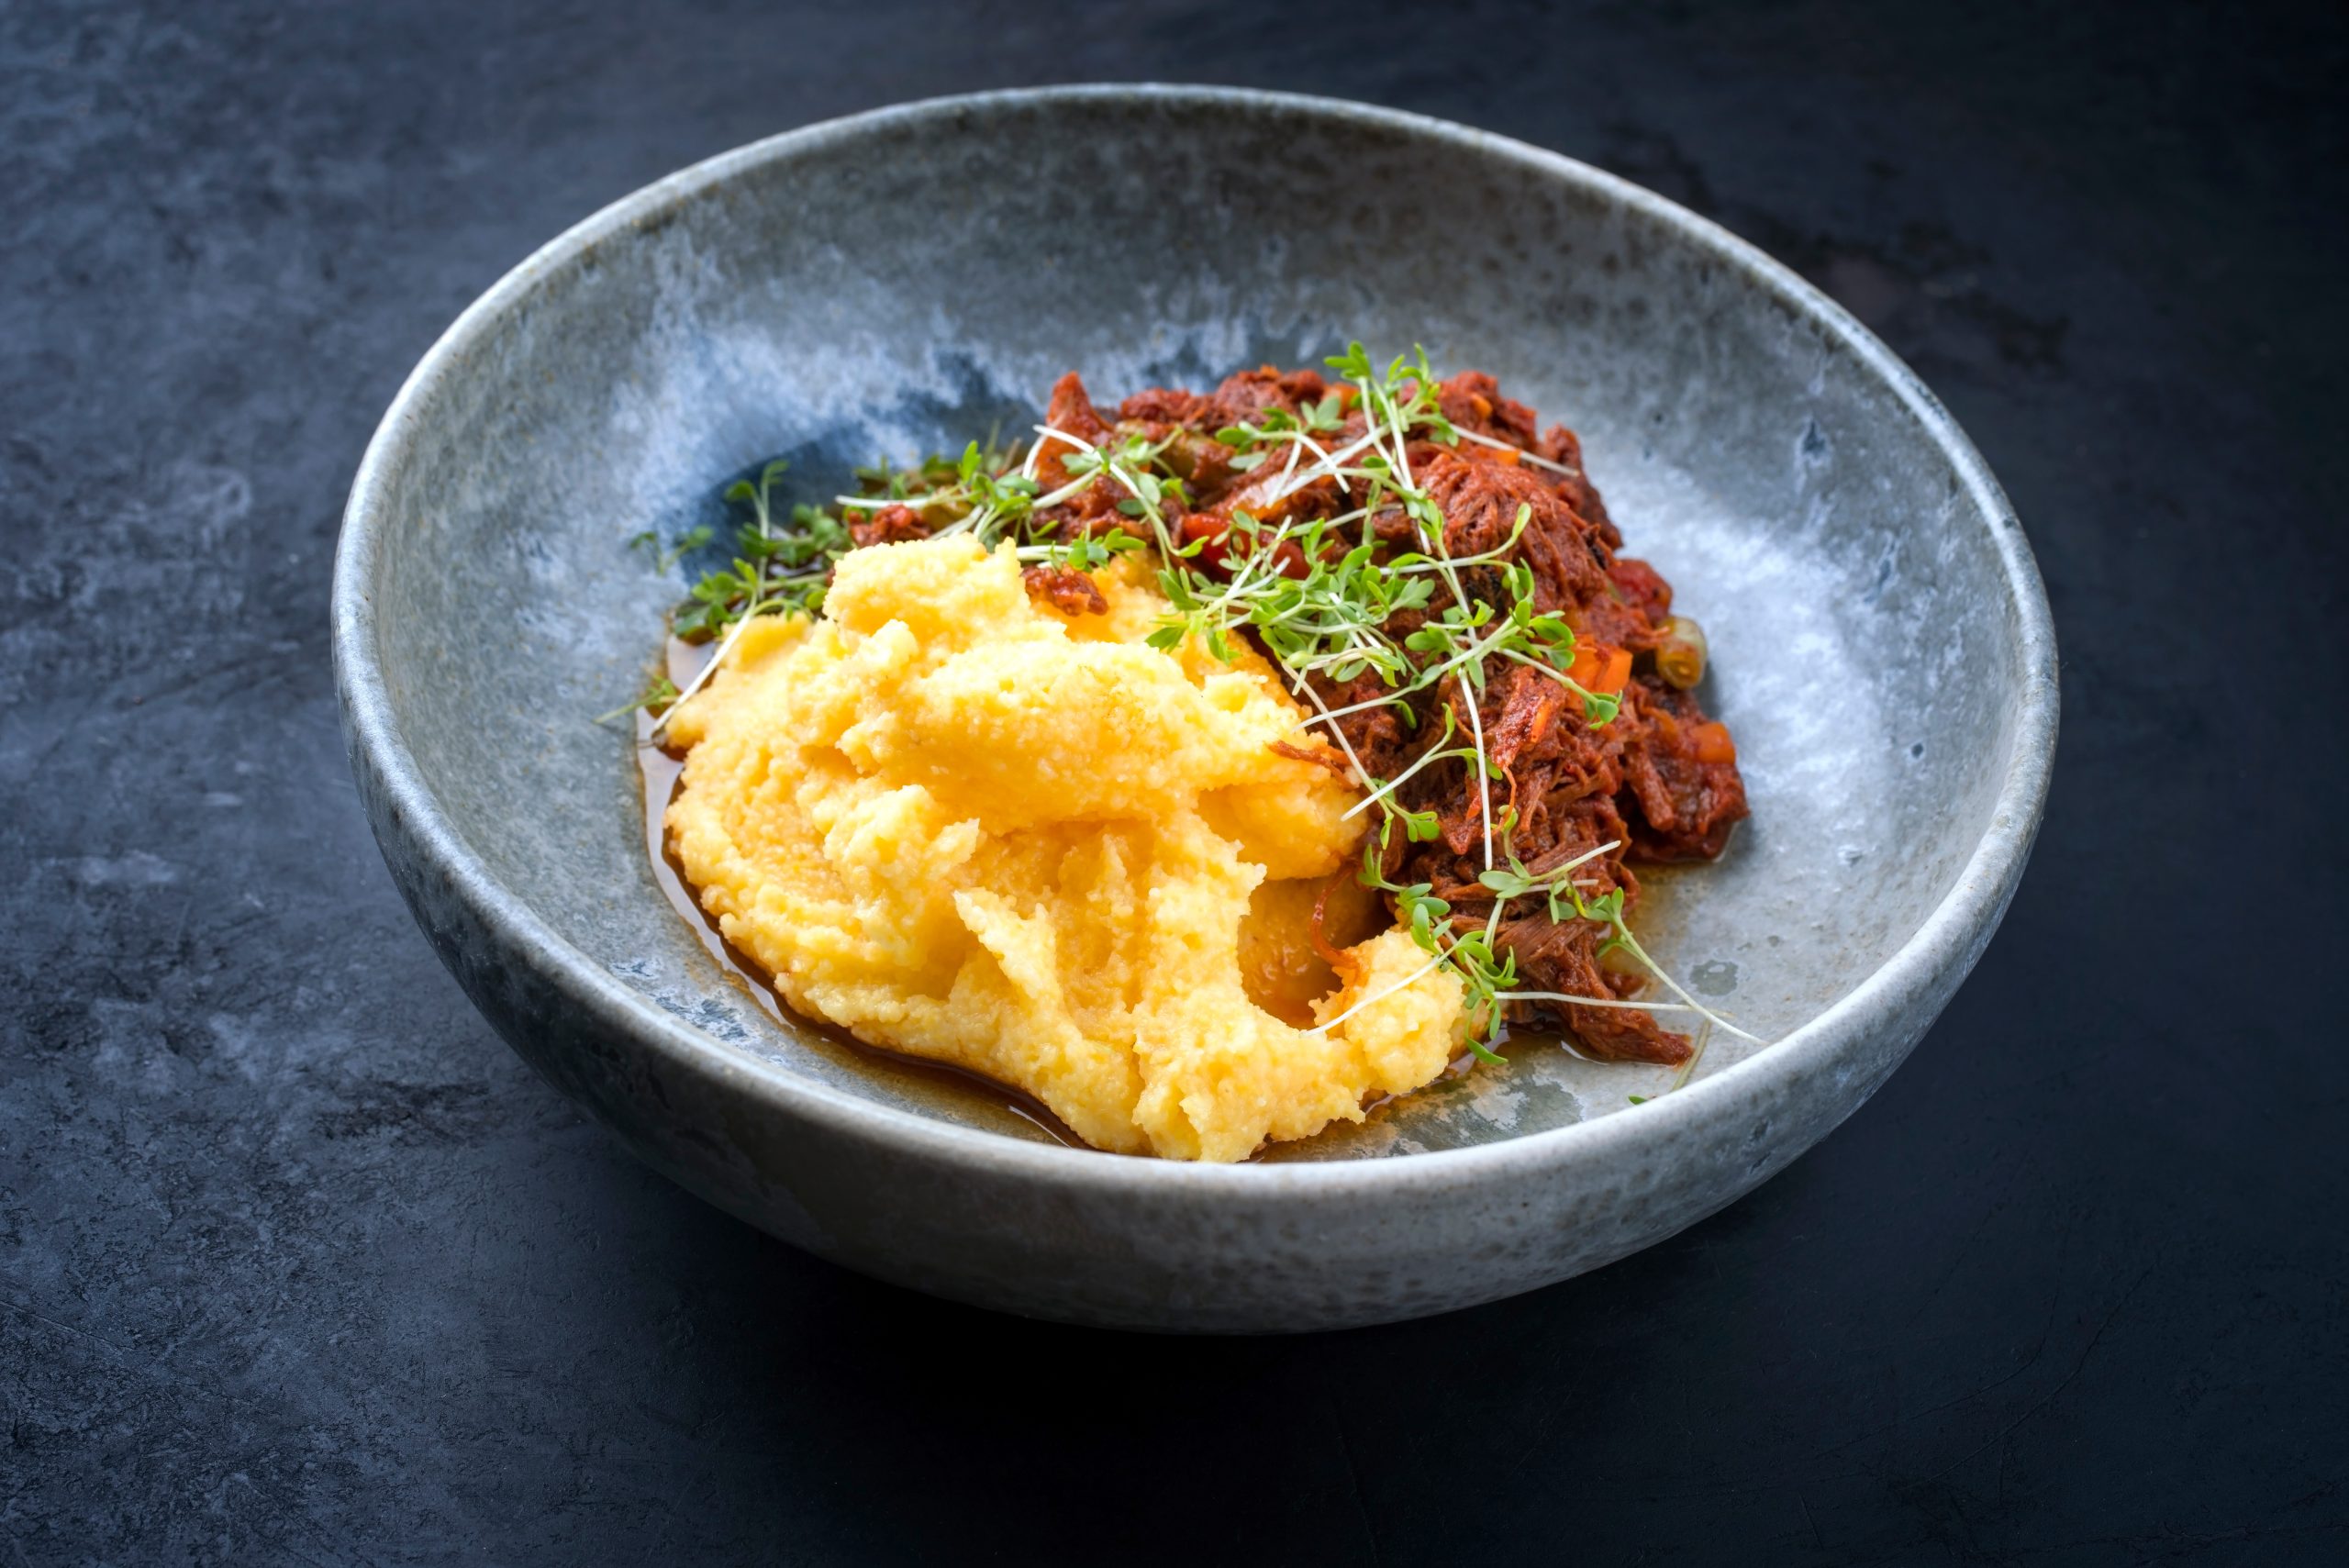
1022;563;1108;617
848;503;932;550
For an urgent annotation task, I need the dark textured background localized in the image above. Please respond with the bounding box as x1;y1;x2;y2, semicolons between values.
5;2;2344;1562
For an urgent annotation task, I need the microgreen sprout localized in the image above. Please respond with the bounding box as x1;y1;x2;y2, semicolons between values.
629;526;710;573
596;673;681;726
643;461;852;735
668;460;848;642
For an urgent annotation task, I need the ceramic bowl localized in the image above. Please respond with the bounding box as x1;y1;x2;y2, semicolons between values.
334;86;2056;1332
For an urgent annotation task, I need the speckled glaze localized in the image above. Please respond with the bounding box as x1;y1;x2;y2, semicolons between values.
333;87;2055;1332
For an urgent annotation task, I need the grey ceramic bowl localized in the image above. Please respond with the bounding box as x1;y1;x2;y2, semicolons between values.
334;86;2055;1332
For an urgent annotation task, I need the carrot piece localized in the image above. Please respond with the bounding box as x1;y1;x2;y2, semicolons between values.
1691;722;1738;764
1598;646;1633;695
1565;643;1633;695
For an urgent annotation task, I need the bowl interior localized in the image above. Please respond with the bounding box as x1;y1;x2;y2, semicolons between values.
362;93;2031;1158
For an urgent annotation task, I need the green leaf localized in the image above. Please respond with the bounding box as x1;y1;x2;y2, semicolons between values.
595;673;683;724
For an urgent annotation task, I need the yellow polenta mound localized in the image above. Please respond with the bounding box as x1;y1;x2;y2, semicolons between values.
662;534;1467;1161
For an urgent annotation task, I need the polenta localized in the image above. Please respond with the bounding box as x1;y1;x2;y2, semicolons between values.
662;534;1467;1162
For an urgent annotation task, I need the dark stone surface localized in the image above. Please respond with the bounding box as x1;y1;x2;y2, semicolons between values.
2;1;2341;1562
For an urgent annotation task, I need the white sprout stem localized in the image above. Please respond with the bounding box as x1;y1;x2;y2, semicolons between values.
1022;421;1104;481
1492;993;1714;1013
840;474;1100;547
1031;422;1099;459
1457;669;1495;870
1296;688;1417;728
1208;516;1305;607
1340;719;1463;821
649;601;761;738
1452;427;1579;476
1245;424;1350;496
1305;949;1451;1036
1545;839;1622;876
1287;426;1345;492
1028;471;1108;513
834;485;967;511
1609;929;1765;1044
1671;1019;1714;1092
1274;429;1306;493
1280;664;1380;794
1258;427;1386;506
1100;457;1183;561
927;506;991;540
1386;397;1419;492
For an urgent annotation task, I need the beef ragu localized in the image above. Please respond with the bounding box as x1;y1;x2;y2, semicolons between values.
833;359;1749;1067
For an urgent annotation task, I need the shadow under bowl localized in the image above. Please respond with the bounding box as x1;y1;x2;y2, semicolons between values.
334;86;2056;1332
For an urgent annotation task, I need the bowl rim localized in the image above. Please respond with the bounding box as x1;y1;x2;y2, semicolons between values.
334;83;2058;1195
